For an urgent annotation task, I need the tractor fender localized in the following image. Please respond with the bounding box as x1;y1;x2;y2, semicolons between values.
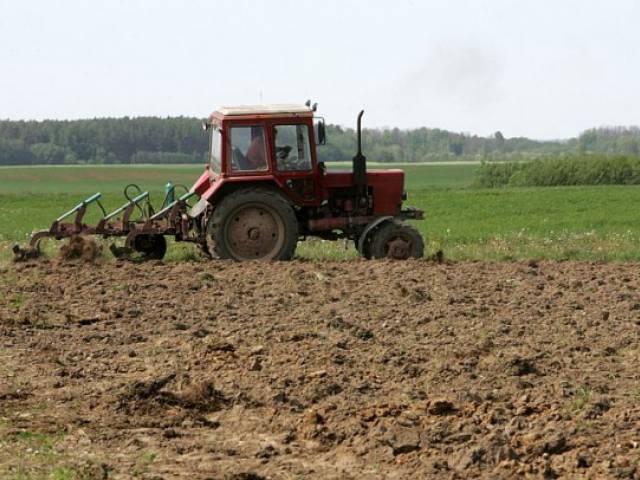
357;215;394;254
201;177;285;206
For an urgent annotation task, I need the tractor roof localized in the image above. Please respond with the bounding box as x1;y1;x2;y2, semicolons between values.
213;104;313;119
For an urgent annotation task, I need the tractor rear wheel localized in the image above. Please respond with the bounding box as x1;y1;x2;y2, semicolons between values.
132;234;167;260
369;221;424;260
207;188;298;261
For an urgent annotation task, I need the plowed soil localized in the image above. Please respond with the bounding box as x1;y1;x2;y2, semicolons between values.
1;259;640;479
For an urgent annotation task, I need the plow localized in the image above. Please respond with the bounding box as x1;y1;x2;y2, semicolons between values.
14;103;425;262
14;183;200;261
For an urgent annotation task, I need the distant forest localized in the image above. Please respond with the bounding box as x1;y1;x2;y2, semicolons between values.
0;117;639;166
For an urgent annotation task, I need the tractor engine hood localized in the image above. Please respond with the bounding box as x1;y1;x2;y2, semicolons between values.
323;169;405;216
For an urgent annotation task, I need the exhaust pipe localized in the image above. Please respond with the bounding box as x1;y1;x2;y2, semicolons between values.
352;110;367;196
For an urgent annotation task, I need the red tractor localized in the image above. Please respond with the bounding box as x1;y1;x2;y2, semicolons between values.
16;103;424;261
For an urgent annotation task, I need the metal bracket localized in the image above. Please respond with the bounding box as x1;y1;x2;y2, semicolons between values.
188;197;209;219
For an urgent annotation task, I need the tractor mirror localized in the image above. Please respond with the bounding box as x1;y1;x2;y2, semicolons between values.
315;119;326;145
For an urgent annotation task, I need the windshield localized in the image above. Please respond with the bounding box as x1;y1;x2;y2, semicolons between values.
210;128;221;172
274;124;312;171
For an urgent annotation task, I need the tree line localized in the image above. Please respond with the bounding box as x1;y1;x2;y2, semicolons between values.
0;117;638;166
0;117;207;166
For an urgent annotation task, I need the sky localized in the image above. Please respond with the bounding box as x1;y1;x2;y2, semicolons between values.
0;0;638;139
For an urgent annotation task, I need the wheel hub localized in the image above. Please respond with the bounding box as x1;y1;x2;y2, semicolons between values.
225;205;283;260
387;237;411;260
247;227;260;240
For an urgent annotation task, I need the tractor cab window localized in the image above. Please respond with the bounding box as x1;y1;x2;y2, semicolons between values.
210;127;221;172
274;124;312;171
228;125;268;172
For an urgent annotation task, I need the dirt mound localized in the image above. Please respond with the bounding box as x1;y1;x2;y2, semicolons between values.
12;244;41;263
58;235;102;262
118;373;228;415
2;259;640;478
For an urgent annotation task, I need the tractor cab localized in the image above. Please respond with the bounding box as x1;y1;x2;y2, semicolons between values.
201;104;324;206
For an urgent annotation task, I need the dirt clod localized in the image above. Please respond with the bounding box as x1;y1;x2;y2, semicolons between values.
507;356;538;376
59;235;102;262
427;399;457;415
225;474;267;480
248;357;262;371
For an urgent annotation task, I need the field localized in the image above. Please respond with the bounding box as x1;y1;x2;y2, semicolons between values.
3;260;640;479
3;164;640;478
2;163;640;262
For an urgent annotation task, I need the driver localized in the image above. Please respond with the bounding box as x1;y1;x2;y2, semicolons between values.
246;130;266;170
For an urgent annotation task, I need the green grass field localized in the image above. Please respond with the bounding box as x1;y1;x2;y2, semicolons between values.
2;163;640;263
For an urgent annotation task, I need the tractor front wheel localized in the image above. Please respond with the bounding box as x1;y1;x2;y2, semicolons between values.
207;188;298;261
369;221;424;260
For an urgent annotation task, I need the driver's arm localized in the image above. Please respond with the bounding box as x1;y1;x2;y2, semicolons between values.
276;145;292;159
